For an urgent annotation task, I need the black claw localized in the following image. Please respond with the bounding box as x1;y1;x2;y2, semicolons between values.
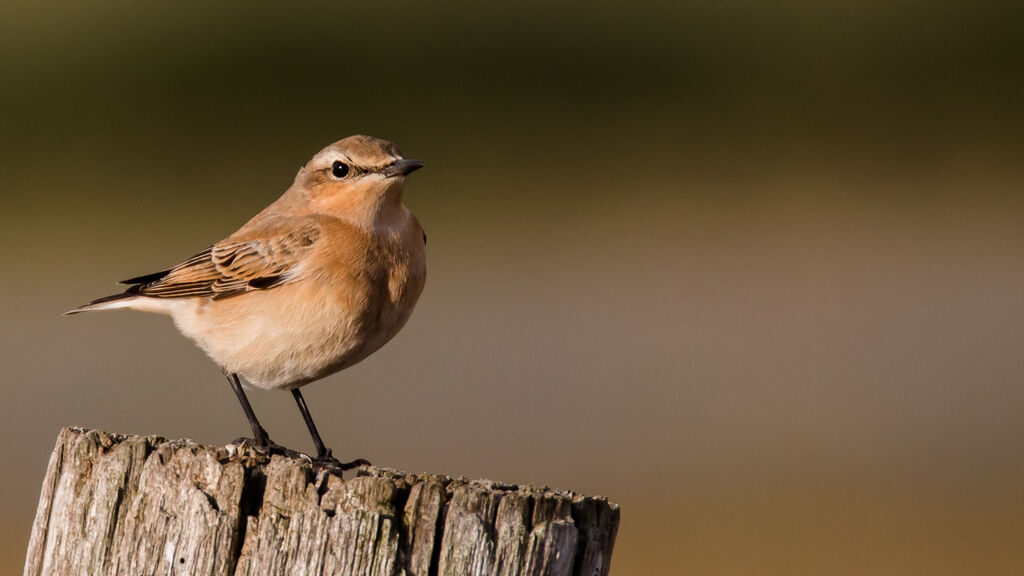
314;455;372;471
231;436;307;461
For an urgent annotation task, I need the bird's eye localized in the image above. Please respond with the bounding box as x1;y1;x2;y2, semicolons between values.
331;161;350;178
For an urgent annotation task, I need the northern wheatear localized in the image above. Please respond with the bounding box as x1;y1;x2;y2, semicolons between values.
67;135;426;469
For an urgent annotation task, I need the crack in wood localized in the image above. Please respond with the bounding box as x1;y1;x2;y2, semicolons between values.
23;427;619;576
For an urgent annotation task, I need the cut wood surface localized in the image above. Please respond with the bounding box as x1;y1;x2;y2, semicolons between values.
23;427;619;576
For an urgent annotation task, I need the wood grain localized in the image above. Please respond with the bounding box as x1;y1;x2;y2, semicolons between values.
24;428;619;576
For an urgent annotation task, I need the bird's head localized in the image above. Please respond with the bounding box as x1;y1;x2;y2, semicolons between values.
291;135;424;226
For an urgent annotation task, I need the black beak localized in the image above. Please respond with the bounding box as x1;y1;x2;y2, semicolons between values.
383;158;425;178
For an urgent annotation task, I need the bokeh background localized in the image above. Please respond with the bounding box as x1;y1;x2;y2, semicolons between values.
3;2;1024;574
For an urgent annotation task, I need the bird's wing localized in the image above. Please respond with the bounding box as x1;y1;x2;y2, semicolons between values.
130;218;322;301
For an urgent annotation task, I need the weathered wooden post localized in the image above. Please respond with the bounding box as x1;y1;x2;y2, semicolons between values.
23;427;619;576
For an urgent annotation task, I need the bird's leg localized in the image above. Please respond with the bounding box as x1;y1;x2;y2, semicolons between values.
291;388;371;470
227;372;270;443
226;372;301;458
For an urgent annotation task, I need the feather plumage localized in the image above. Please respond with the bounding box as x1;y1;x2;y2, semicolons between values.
66;218;322;314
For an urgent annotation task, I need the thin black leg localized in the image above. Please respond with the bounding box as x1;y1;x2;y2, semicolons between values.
291;388;371;470
224;373;312;461
292;388;329;458
227;372;270;444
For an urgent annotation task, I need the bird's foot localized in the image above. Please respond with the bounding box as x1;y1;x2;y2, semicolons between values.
312;448;371;471
230;436;307;461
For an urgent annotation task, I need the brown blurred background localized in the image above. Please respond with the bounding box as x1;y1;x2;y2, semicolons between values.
3;1;1024;574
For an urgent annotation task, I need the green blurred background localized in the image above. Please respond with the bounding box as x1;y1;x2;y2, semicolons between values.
3;1;1023;574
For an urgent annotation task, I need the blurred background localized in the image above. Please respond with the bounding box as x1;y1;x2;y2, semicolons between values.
2;1;1023;574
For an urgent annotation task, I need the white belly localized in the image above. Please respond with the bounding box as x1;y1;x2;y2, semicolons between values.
164;279;415;390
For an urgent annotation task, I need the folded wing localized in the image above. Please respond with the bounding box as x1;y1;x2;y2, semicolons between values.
134;219;321;301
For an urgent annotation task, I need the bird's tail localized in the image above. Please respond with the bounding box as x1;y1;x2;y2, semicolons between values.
65;268;171;316
64;292;139;315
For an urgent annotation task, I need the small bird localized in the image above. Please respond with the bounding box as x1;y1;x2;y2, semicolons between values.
67;135;427;470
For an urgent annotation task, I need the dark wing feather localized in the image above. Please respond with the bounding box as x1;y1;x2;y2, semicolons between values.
120;269;173;285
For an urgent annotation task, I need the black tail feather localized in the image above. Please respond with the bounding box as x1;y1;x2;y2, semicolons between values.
64;285;143;315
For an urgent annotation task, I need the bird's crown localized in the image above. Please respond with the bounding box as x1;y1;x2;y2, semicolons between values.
306;135;405;175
